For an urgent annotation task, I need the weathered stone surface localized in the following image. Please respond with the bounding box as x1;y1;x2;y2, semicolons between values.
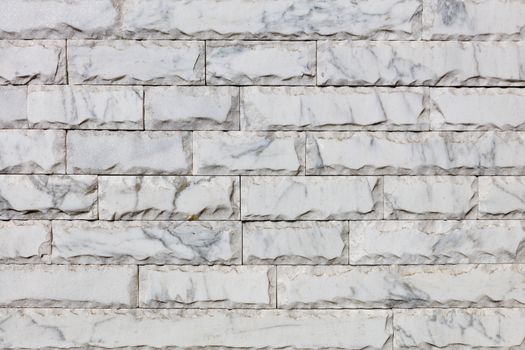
243;221;348;264
0;265;136;308
307;131;525;175
68;40;204;85
277;264;525;308
0;87;27;128
0;40;65;84
194;131;305;175
479;176;525;219
241;86;429;131
394;308;525;349
145;86;239;130
121;0;421;40
51;220;241;265
139;265;275;308
98;176;239;220
0;0;117;39
67;131;192;175
241;176;382;220
0;130;64;173
0;221;50;263
318;41;525;86
430;88;525;130
423;0;525;40
384;176;477;219
206;41;316;85
27;85;143;129
350;220;525;265
0;175;97;219
0;308;393;349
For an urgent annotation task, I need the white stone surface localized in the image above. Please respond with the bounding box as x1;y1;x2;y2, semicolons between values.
121;0;421;40
241;176;382;220
139;265;276;308
28;85;143;129
243;221;348;264
0;221;51;263
98;176;239;220
384;176;477;219
318;41;525;86
307;131;525;175
0;0;118;39
0;40;65;84
206;41;316;85
68;40;205;85
423;0;525;40
0;87;27;128
479;176;525;219
278;264;525;308
241;86;428;131
0;265;136;308
0;130;64;173
67;131;192;175
194;131;305;175
0;308;393;349
394;308;525;349
0;175;97;220
350;220;525;265
430;88;525;130
51;220;241;264
145;86;239;130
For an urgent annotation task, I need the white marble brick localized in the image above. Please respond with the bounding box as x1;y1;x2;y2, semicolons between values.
0;87;27;128
479;176;525;219
0;221;51;263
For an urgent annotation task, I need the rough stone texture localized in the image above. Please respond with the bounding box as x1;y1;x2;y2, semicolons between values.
68;40;205;85
243;221;348;264
0;130;65;174
0;308;393;349
241;176;382;220
51;220;241;265
67;131;192;175
350;220;525;265
430;88;525;131
145;86;240;130
27;85;143;129
121;0;421;40
307;131;525;175
0;221;51;263
206;41;316;85
241;86;429;131
98;176;239;220
0;87;27;128
0;40;66;84
0;175;97;219
139;265;276;308
479;176;525;219
194;131;305;175
318;41;525;86
394;308;525;349
423;0;525;40
277;264;525;308
0;265;137;308
384;176;477;219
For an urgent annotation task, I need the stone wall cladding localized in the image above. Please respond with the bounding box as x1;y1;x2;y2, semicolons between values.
0;0;524;349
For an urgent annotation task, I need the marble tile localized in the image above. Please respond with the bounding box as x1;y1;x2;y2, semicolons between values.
139;265;275;308
479;176;525;219
206;41;316;85
0;221;51;263
241;176;382;220
194;131;305;175
98;176;239;220
51;220;241;265
241;86;429;131
243;221;348;265
0;87;27;128
350;220;525;265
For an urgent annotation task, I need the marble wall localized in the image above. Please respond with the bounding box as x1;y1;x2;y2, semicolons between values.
0;0;524;348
